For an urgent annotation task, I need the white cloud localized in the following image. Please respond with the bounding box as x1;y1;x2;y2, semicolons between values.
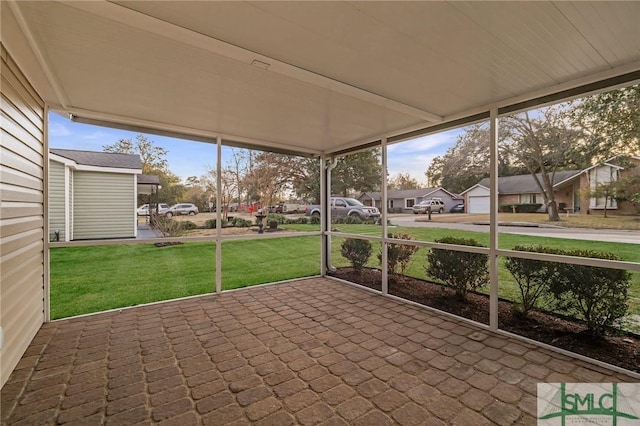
48;121;72;137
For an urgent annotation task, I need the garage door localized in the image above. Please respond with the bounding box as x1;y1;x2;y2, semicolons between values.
468;196;490;214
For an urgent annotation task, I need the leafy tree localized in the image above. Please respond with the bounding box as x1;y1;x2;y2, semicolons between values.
571;84;640;157
388;173;419;190
425;123;524;194
331;149;382;198
616;174;640;209
581;180;619;218
500;106;590;221
103;134;169;174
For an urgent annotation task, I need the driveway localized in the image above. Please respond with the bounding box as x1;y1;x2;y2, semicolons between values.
389;215;639;244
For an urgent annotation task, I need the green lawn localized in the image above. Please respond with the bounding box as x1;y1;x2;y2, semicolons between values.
50;237;320;319
50;224;639;319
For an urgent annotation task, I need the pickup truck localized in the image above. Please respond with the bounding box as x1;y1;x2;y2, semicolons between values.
306;197;380;221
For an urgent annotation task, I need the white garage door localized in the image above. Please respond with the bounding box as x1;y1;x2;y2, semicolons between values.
468;196;490;214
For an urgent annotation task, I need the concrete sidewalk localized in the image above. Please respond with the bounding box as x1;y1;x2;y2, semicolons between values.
1;278;636;425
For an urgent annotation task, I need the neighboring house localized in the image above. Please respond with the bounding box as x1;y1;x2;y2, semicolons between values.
359;188;460;213
460;155;640;214
579;155;640;215
460;171;581;214
49;149;143;241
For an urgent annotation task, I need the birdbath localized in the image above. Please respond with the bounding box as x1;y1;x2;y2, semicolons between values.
255;209;267;234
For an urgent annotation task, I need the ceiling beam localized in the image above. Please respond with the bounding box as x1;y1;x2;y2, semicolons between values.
60;0;443;124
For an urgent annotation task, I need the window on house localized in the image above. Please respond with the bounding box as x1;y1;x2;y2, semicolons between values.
388;200;394;209
405;198;415;208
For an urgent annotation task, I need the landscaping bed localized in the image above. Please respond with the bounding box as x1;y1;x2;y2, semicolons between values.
330;267;640;373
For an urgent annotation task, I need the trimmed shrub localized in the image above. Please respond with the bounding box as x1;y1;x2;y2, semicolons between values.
505;245;561;316
204;218;228;229
499;203;543;213
549;249;631;337
379;233;419;276
334;215;363;224
231;217;252;227
267;213;286;224
309;215;321;225
181;220;198;230
341;238;372;272
426;237;488;300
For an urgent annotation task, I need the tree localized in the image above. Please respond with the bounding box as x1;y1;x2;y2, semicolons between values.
103;134;169;174
331;149;382;198
425;123;524;194
581;180;619;218
500;106;589;221
388;173;419;190
571;84;640;157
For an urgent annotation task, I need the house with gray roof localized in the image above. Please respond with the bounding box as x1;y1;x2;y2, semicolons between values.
460;156;640;215
49;149;143;241
359;187;460;213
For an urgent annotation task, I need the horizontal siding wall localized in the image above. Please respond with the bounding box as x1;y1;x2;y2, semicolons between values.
73;171;135;240
48;160;65;240
0;43;45;388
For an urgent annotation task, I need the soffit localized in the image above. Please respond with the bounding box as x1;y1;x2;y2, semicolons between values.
8;1;640;155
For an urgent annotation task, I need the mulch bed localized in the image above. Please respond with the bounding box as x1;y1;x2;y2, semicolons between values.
330;267;640;373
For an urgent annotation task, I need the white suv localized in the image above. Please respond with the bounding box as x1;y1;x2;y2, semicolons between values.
412;199;446;214
167;203;199;217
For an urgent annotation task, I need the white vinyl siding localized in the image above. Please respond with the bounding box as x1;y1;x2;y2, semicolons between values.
48;160;65;240
0;44;45;388
72;171;136;239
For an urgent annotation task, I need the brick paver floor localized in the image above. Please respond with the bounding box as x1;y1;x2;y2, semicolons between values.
1;278;637;425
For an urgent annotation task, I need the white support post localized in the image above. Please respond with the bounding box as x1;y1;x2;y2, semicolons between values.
489;108;499;330
320;154;327;276
381;138;388;295
215;136;222;294
44;106;51;322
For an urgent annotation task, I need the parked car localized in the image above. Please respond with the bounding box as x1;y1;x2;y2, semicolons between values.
137;204;149;216
412;198;446;214
167;203;199;217
450;203;465;213
137;203;170;216
306;197;380;221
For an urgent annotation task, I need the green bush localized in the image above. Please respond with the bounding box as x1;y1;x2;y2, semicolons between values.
341;238;372;272
204;218;228;229
181;220;198;230
293;217;309;224
505;245;561;316
549;249;631;337
309;215;321;225
379;233;419;276
231;217;252;227
426;237;488;300
267;213;286;224
334;215;363;224
499;203;543;213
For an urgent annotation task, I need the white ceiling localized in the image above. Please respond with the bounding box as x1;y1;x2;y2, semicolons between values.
5;1;640;155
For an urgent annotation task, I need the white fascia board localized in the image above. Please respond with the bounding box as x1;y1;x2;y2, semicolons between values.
49;153;76;167
74;165;142;174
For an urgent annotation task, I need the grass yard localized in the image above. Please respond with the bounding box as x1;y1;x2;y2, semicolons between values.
50;236;320;319
419;212;640;230
51;224;638;320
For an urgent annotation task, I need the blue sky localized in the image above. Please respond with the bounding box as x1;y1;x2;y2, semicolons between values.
48;112;460;185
